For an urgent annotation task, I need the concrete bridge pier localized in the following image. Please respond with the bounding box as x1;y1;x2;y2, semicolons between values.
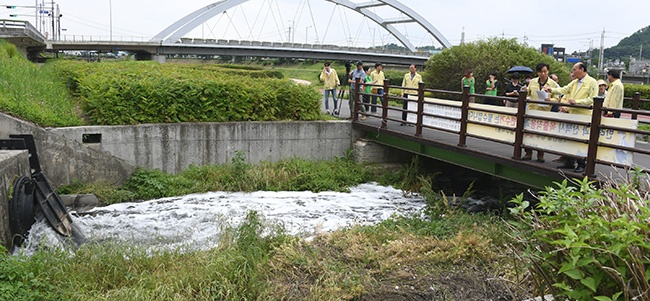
353;138;412;164
151;54;166;63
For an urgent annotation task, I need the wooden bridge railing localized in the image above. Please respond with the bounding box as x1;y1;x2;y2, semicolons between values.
352;79;650;178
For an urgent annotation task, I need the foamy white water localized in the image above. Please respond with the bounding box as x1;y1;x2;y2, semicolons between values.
16;183;426;254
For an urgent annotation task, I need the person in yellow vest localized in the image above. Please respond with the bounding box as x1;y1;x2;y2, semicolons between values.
544;62;598;173
603;69;624;118
520;62;560;162
368;63;385;113
401;64;422;126
319;62;341;115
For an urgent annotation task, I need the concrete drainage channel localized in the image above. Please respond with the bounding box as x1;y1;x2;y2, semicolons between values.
1;134;83;249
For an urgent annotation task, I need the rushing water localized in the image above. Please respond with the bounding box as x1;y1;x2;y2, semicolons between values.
15;183;426;255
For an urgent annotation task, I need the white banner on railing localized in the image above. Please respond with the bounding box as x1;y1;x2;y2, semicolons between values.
406;98;461;131
406;99;638;166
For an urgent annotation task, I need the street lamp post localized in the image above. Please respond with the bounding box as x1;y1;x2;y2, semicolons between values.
305;26;312;44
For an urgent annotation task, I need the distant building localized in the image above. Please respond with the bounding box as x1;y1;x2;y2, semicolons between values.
540;43;566;62
628;58;650;75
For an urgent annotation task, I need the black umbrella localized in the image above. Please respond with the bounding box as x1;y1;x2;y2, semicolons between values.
507;66;534;74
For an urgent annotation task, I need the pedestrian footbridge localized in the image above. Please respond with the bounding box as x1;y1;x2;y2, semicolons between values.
350;81;650;189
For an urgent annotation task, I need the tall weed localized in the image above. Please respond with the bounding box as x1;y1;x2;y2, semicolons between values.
509;172;650;300
0;40;83;127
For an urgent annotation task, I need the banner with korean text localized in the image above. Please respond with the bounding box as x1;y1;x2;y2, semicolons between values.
407;99;637;166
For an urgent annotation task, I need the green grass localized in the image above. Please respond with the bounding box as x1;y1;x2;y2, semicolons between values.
0;40;83;127
59;152;386;204
272;62;325;83
2;198;524;301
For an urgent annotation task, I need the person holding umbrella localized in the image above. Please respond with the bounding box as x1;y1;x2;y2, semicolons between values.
503;72;524;108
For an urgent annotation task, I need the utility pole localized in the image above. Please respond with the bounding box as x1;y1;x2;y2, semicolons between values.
460;27;465;45
56;4;61;40
640;44;643;60
587;39;593;67
598;28;605;74
50;0;54;40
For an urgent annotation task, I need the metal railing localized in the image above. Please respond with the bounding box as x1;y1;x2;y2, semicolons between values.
352;78;650;178
0;19;46;41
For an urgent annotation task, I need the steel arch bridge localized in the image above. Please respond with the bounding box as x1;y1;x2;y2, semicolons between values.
152;0;451;52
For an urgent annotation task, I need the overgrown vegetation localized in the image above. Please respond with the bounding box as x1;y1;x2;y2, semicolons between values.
5;164;527;300
0;40;83;127
45;60;321;125
59;152;380;204
10;152;650;300
509;171;650;300
623;84;650;110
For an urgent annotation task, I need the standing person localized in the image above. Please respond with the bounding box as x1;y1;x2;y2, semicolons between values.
337;61;353;101
319;62;340;115
523;75;533;87
550;73;561;112
369;63;385;113
503;73;523;108
362;66;373;112
461;69;475;103
348;60;367;120
484;72;498;105
603;69;624;118
401;64;422;126
597;79;608;98
521;63;559;162
544;62;598;173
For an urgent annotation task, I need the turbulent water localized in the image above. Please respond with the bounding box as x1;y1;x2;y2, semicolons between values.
15;183;426;255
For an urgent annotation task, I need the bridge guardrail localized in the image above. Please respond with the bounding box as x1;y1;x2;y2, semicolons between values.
0;19;46;43
54;35;150;43
352;79;650;178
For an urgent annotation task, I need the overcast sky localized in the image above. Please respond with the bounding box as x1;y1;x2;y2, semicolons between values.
4;0;649;54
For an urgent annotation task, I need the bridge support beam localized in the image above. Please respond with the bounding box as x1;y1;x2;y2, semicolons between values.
151;54;166;63
353;138;412;164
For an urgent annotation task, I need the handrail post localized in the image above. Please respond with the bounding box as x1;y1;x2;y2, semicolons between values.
353;77;361;122
458;86;470;147
586;97;605;177
415;82;425;137
632;92;641;120
512;91;528;159
381;79;389;128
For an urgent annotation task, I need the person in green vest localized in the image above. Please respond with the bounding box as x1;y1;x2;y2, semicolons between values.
461;69;475;103
362;66;373;114
484;72;498;105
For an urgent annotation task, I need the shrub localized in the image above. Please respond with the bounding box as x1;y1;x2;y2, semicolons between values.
423;38;570;97
509;173;650;300
48;61;321;125
623;84;650;110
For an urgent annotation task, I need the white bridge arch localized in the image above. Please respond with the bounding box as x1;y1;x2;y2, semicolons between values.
152;0;451;52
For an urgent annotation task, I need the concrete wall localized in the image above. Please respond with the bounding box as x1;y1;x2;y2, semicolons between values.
0;150;30;251
50;121;360;174
0;112;137;188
